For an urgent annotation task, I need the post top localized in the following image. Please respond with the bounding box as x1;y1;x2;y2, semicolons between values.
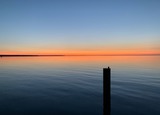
103;67;111;70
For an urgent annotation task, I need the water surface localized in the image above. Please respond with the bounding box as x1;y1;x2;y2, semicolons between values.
0;56;160;115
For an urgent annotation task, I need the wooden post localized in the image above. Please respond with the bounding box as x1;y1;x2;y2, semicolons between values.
103;67;111;115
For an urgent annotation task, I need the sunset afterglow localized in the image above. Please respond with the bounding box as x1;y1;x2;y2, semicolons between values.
0;0;160;55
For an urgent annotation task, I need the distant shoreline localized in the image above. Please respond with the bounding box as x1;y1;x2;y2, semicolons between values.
0;54;160;57
0;55;65;57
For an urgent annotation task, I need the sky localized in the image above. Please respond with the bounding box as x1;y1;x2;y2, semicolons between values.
0;0;160;55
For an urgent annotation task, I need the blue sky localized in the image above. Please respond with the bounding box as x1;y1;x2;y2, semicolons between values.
0;0;160;54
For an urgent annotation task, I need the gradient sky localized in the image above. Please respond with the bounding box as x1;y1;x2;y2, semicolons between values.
0;0;160;55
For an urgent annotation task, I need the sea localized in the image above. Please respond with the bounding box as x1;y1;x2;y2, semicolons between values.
0;56;160;115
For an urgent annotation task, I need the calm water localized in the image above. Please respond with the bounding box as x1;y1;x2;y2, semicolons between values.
0;56;160;115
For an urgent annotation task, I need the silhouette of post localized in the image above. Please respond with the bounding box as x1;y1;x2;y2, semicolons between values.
103;67;111;115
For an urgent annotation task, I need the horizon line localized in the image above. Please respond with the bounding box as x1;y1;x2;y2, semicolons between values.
0;54;160;57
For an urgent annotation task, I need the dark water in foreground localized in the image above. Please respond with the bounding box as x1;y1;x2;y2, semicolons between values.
0;56;160;115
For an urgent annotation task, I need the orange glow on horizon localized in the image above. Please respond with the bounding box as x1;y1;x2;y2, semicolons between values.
0;49;159;55
1;55;160;70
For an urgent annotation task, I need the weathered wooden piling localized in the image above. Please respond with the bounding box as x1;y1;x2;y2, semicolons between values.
103;67;111;115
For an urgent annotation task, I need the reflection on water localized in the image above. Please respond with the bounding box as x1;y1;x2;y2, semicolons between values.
0;56;160;115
